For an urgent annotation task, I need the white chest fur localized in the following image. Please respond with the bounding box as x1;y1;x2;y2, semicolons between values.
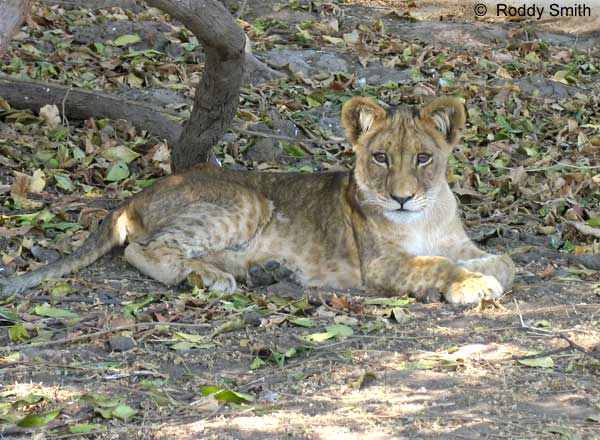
398;221;444;256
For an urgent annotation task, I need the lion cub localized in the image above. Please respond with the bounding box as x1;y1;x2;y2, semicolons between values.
2;97;515;304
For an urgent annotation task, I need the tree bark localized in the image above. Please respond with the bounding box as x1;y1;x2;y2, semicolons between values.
144;0;247;171
0;0;33;56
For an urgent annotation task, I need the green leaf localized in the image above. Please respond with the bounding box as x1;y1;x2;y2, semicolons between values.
33;306;79;319
305;96;321;108
105;162;130;182
288;317;315;328
586;218;600;227
94;407;114;419
200;386;254;404
250;357;266;370
518;356;555;368
53;173;74;191
281;142;306;157
303;324;354;342
13;394;45;408
49;281;75;297
135;179;156;188
170;341;214;350
174;332;206;343
0;308;19;322
326;324;353;337
69;424;106;434
364;297;414;306
295;29;313;42
41;222;81;232
396;360;437;370
17;408;60;427
533;319;551;328
111;404;137;421
114;34;141;46
101;146;139;163
8;323;30;342
121;296;155;317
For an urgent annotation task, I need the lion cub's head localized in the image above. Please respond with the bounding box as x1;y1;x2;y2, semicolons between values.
341;96;466;222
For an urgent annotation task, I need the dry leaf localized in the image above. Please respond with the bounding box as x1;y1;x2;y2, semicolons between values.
39;104;61;128
29;169;46;193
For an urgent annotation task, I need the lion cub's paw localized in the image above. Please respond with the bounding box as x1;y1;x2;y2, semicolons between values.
187;268;237;293
444;274;503;305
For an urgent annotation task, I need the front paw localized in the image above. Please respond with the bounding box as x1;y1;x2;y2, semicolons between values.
444;273;503;305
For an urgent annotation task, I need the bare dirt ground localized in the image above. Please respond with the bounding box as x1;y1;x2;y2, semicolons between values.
0;0;599;439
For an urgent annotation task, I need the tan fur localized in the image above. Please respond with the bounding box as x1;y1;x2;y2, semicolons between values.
1;97;515;304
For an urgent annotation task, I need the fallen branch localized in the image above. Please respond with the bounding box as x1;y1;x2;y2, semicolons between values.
507;240;600;271
513;299;600;362
0;75;183;145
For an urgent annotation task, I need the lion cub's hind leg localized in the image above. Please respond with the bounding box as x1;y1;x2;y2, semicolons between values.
124;242;236;292
125;191;274;292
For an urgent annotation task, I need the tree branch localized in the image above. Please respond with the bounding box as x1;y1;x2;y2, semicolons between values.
144;0;246;170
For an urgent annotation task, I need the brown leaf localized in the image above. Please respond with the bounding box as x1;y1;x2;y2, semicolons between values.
330;295;352;310
538;264;555;280
0;225;32;237
11;172;31;196
509;166;526;187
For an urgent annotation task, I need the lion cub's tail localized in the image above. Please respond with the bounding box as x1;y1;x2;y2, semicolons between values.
0;208;129;296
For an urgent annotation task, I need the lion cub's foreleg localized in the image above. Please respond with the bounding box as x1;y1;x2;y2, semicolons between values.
447;241;515;293
365;255;506;304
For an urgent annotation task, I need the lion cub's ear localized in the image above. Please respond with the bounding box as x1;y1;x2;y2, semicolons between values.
341;97;388;146
420;97;466;146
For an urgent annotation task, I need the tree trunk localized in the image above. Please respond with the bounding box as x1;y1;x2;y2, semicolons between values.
144;0;247;171
0;0;33;56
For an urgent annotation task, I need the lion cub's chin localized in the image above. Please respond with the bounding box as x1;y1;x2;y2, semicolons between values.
383;209;426;224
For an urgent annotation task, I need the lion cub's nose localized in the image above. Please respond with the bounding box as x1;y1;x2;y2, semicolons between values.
391;194;414;206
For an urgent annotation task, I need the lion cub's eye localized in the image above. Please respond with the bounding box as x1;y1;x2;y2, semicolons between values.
416;153;432;166
373;152;388;164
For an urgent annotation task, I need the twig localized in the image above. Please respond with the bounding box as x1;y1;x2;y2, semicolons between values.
527;162;600;172
234;127;345;145
61;83;72;130
0;321;212;352
236;0;248;19
513;299;600;361
560;334;600;361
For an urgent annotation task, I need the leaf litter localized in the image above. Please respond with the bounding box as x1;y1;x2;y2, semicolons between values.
0;0;599;439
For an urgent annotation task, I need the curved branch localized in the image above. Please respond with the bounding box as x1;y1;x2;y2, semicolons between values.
145;0;247;170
